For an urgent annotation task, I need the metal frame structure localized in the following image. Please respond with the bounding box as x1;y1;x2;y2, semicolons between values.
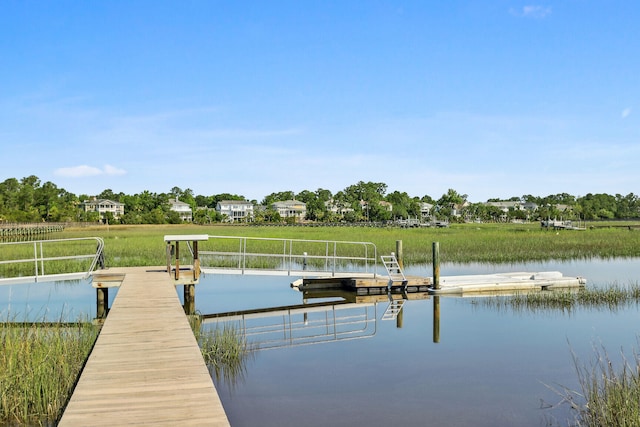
0;237;105;285
200;235;379;278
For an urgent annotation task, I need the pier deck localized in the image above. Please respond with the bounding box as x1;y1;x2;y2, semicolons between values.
59;267;229;426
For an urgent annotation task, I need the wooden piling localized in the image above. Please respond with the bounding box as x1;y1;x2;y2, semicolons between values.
396;240;403;270
96;287;109;318
433;296;440;343
432;241;440;290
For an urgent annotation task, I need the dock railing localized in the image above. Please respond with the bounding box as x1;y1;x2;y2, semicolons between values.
0;237;105;285
202;301;378;350
200;235;379;278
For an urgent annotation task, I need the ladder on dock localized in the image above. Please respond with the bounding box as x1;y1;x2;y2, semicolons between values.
382;298;405;321
380;254;407;287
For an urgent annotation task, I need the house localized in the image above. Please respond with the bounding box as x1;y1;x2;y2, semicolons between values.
420;202;434;219
272;200;306;221
325;199;354;217
81;198;125;221
168;197;193;222
216;200;254;222
485;201;538;212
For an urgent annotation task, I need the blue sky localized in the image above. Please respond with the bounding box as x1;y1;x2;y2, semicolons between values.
1;1;638;203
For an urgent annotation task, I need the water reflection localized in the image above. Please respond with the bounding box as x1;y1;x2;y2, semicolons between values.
198;260;640;427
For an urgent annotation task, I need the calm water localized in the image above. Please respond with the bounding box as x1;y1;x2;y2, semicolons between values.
197;259;640;427
1;259;639;426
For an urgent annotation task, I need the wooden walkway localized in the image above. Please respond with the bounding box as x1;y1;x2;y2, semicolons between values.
59;267;230;426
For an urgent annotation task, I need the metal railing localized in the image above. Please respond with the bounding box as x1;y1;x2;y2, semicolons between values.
199;235;379;277
202;302;378;350
0;237;105;285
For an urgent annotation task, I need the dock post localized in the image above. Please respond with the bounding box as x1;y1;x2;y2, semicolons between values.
96;287;109;318
395;240;403;270
432;241;440;290
433;296;440;343
193;240;200;281
184;284;195;315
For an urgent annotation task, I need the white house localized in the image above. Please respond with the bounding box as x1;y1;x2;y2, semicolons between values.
216;200;254;222
168;197;193;222
420;202;434;219
272;200;306;221
325;199;354;217
81;198;125;220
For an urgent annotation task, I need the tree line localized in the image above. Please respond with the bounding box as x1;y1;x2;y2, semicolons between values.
0;175;638;224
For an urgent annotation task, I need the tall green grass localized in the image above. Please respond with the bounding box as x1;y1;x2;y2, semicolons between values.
553;343;640;426
54;222;640;267
0;318;98;425
478;283;640;313
190;317;254;387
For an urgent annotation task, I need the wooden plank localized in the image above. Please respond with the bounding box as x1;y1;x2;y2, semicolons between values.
59;267;229;426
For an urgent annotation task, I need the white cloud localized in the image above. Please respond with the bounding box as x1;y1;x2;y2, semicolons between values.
510;5;552;18
104;164;127;176
54;164;127;178
622;108;632;119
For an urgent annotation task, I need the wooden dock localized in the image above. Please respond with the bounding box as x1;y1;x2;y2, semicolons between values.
292;275;431;295
58;267;229;426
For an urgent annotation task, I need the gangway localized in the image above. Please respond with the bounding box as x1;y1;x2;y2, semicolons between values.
199;235;379;278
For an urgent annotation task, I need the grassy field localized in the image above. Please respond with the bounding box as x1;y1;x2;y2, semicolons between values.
57;221;640;267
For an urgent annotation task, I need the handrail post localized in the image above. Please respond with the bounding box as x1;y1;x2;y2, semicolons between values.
288;239;293;274
33;242;39;278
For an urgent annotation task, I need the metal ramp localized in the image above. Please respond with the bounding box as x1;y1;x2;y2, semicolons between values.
381;298;405;321
380;254;407;287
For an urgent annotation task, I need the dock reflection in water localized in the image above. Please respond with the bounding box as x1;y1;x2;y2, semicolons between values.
198;287;437;350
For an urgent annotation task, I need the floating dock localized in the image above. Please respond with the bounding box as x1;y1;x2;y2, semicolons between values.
431;271;585;295
59;267;229;427
292;271;585;296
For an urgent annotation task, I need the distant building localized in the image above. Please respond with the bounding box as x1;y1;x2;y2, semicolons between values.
216;200;254;222
272;200;306;221
485;201;538;212
168;197;193;222
325;199;354;218
81;198;125;221
420;202;434;219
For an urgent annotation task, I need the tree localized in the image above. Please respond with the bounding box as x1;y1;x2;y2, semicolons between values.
261;191;295;206
436;189;467;220
98;189;117;201
35;181;61;221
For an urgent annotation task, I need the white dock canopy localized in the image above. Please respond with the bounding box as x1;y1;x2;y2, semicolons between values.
164;234;209;242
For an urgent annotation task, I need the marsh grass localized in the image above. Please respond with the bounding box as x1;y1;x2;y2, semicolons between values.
0;316;98;425
190;317;254;388
477;283;640;313
51;222;640;268
551;343;640;426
